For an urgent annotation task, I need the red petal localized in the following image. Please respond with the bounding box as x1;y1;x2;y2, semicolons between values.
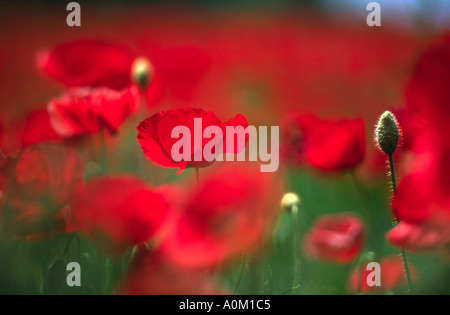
37;40;135;90
221;113;249;154
71;176;173;254
303;213;365;264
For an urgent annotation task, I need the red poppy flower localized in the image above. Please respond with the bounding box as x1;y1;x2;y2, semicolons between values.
48;87;139;137
69;176;173;254
387;220;450;252
37;40;135;90
348;256;417;294
159;165;280;269
296;114;366;172
391;131;450;223
19;109;62;147
137;108;248;174
3;144;83;237
389;34;450;252
387;140;450;253
303;213;365;264
405;33;450;134
121;246;226;295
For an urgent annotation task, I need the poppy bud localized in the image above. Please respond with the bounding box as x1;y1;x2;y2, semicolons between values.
376;111;399;155
281;192;301;213
131;57;153;90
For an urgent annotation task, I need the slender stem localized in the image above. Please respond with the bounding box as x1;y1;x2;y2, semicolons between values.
232;256;245;295
62;233;75;258
388;154;413;293
388;155;397;192
100;130;107;172
0;150;6;160
267;265;274;295
291;205;301;294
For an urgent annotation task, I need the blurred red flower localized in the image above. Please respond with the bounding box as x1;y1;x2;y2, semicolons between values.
121;246;225;295
37;39;136;90
303;213;365;264
348;256;417;294
387;220;450;252
19;109;62;147
388;139;450;251
159;165;280;269
137;108;248;174
405;33;450;135
70;176;173;254
295;114;366;172
48;87;139;137
3;144;83;237
388;33;450;252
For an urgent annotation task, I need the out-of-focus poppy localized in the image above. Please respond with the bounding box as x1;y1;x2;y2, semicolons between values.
303;213;365;264
295;114;366;172
69;176;174;254
137;108;248;174
19;109;62;147
121;246;226;295
391;131;450;220
387;220;450;252
348;256;417;294
37;39;136;90
386;34;450;253
3;144;83;237
159;165;281;269
48;87;139;138
388;143;450;251
405;33;450;135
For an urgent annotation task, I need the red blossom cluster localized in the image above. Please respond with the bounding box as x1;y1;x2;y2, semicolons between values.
0;8;448;294
0;37;282;295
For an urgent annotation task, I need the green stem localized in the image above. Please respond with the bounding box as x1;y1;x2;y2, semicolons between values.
388;154;413;293
388;155;396;192
196;167;199;186
291;205;301;294
232;256;245;295
62;233;75;258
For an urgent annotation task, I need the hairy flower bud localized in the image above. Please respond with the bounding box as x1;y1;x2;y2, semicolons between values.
131;57;153;90
376;111;399;155
281;192;301;213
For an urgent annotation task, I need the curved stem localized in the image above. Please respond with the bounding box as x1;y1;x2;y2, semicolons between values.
388;154;413;293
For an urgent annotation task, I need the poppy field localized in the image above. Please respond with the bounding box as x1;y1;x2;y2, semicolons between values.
0;1;449;295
